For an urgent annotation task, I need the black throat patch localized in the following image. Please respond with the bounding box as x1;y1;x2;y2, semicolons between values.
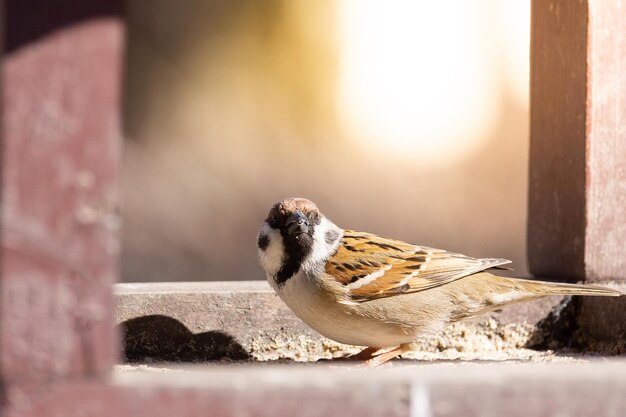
275;229;316;286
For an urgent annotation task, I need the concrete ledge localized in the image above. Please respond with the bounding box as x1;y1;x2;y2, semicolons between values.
115;281;575;362
113;361;626;417
7;361;626;416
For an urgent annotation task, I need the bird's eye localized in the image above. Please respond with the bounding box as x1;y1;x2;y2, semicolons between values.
271;214;279;223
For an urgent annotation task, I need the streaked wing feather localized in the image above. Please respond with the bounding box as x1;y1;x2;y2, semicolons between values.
325;231;511;302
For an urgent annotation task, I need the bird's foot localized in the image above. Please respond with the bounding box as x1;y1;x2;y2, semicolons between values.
344;346;382;361
317;347;381;363
364;343;413;367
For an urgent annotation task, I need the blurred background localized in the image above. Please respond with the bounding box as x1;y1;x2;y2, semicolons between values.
122;0;531;282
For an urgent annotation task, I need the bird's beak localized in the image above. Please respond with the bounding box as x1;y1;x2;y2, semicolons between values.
285;211;310;236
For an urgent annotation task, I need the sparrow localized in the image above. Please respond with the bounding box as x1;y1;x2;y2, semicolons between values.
257;198;623;366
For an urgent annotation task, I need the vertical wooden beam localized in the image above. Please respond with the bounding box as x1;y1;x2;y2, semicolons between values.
1;1;124;382
528;0;626;282
576;1;626;345
583;1;626;282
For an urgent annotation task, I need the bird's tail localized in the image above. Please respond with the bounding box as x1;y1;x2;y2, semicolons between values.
513;278;623;297
448;274;622;321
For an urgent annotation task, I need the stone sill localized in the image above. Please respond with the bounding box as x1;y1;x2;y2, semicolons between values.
114;280;626;363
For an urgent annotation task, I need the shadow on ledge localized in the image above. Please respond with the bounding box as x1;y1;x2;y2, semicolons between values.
119;315;251;362
527;295;626;355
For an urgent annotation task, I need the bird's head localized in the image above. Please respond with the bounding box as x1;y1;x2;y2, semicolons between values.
257;198;342;285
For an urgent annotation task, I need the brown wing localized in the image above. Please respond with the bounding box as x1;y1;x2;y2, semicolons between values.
325;230;511;303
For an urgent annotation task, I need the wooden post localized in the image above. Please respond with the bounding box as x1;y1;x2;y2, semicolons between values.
1;0;124;382
528;0;626;283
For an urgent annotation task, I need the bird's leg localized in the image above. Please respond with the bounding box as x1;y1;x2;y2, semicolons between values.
365;343;413;367
344;346;382;361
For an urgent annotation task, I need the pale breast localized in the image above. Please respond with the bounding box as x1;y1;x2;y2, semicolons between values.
268;271;443;347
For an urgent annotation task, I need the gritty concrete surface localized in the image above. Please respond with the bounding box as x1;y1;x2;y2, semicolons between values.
114;357;626;375
114;281;626;364
113;349;593;370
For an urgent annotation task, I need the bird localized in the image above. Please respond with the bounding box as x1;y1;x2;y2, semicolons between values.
256;197;623;366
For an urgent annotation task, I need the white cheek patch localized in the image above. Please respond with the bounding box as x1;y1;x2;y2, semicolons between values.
301;217;343;271
257;222;284;277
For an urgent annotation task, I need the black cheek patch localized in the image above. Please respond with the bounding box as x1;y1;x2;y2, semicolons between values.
325;229;340;245
257;234;269;251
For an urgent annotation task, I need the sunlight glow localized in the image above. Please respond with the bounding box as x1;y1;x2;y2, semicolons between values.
337;0;501;165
